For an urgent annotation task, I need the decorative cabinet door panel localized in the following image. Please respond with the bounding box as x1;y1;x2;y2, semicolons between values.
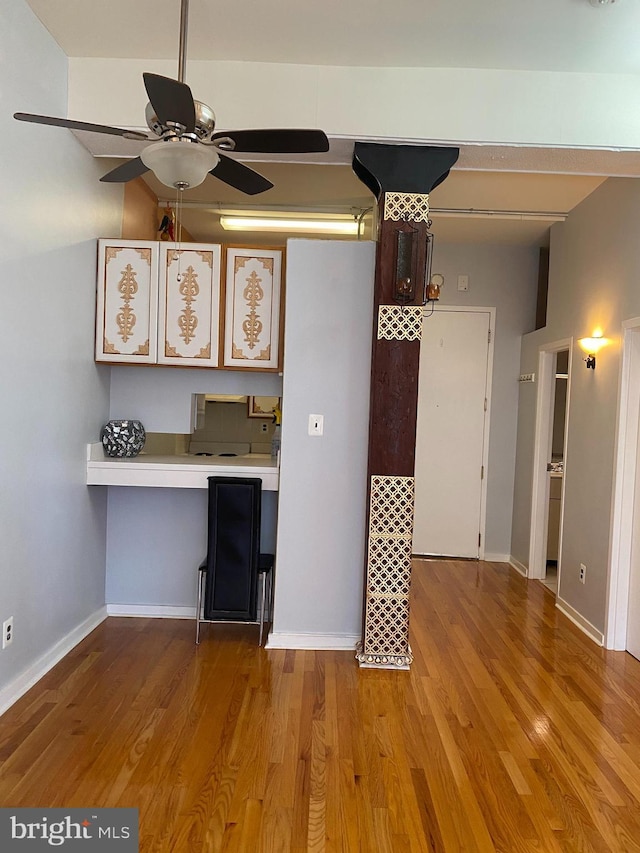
158;243;221;367
96;240;158;363
223;248;283;370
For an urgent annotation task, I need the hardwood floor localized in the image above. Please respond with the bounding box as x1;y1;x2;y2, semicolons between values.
2;560;640;851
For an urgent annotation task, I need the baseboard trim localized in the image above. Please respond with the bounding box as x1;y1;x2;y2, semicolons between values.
509;557;528;577
0;607;108;718
485;553;510;564
107;604;195;619
556;597;604;646
266;632;361;651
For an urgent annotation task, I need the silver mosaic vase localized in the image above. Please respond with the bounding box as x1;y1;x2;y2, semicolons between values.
100;420;146;458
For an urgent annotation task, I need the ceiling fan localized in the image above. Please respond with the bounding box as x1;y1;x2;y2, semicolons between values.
13;0;329;195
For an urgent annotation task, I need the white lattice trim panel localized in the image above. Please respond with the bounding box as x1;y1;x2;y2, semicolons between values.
377;305;423;341
368;475;415;538
383;192;430;222
362;596;411;656
358;475;415;669
357;597;413;667
367;537;412;598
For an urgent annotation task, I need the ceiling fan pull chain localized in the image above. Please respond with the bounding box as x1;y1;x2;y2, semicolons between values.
175;187;183;282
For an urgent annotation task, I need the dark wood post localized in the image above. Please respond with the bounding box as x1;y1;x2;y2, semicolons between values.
353;143;459;669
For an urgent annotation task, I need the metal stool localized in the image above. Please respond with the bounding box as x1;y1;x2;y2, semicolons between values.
257;552;274;646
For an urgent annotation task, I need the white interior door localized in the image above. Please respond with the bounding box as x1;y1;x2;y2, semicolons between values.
413;308;492;558
626;412;640;660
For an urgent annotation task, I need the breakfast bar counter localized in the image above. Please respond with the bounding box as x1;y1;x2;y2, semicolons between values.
86;443;279;490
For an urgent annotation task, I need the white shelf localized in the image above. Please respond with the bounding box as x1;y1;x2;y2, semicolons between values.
86;444;279;490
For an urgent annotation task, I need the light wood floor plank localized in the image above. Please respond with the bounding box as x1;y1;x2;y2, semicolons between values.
4;562;640;850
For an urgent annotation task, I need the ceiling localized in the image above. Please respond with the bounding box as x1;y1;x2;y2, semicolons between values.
24;0;640;74
140;163;606;247
25;0;640;246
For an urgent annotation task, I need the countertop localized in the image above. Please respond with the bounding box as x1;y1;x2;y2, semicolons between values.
86;443;279;490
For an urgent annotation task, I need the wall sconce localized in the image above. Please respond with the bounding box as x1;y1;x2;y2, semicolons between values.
394;227;417;304
392;223;434;306
578;332;608;369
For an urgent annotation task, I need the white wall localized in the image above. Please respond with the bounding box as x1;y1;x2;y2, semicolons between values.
0;0;123;712
104;487;278;613
511;177;640;636
69;58;640;152
104;368;282;610
270;239;375;648
430;243;539;559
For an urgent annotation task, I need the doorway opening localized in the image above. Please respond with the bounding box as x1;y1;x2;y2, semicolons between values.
529;340;572;586
542;349;569;595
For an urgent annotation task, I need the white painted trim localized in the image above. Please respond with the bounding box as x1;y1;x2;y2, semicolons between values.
420;304;496;560
485;553;510;563
529;339;573;581
529;350;554;580
107;604;195;619
605;317;640;649
266;632;360;650
0;607;108;718
556;596;604;647
509;557;528;577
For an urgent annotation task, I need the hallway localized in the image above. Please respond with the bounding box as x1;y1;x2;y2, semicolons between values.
1;560;639;851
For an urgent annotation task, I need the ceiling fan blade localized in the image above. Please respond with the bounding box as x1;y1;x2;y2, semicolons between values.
143;73;196;131
212;129;330;154
100;158;150;183
211;155;274;195
13;112;148;140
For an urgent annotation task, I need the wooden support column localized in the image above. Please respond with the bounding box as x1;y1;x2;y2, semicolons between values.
353;143;459;669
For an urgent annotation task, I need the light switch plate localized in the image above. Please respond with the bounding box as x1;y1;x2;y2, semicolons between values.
457;274;469;291
308;414;324;436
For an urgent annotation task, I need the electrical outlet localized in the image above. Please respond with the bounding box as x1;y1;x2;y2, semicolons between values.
579;563;586;584
2;617;13;649
261;423;268;433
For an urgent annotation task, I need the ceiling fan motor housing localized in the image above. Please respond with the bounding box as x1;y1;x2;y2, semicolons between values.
145;100;216;140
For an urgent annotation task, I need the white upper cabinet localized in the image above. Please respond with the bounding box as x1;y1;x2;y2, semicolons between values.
95;240;283;371
223;247;283;371
96;240;158;364
158;244;221;367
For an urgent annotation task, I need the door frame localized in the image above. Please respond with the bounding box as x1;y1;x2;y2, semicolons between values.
528;338;573;581
418;304;495;560
605;317;640;649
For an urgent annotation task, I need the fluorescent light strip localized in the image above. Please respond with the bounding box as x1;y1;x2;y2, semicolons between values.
430;209;567;222
219;216;359;235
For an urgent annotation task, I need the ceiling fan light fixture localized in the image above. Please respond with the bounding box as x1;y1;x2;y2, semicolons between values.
140;139;219;189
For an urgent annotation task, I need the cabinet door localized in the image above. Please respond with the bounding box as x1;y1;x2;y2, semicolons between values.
223;247;283;370
96;240;158;363
158;243;221;367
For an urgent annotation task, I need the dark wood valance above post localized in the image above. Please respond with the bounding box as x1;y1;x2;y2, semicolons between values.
353;142;459;669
